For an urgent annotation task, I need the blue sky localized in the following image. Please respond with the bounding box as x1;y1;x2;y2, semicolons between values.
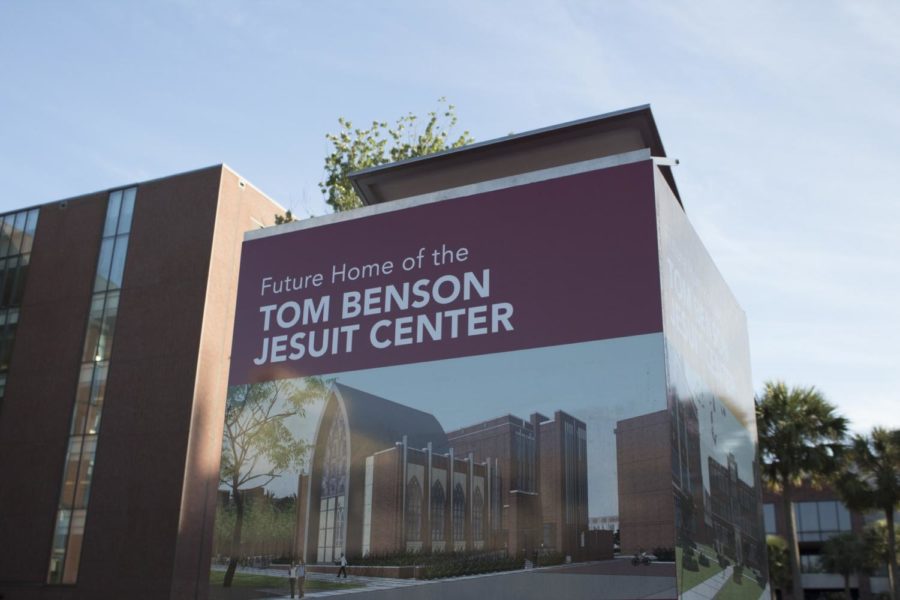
2;1;897;432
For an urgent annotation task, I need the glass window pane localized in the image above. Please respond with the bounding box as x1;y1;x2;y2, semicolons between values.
837;503;851;531
118;188;136;234
95;292;118;361
107;235;129;290
819;501;838;532
59;437;84;510
9;211;26;256
0;216;11;258
62;509;87;584
0;318;17;371
22;209;39;254
48;509;72;583
81;295;107;362
103;191;123;237
70;365;96;435
11;253;29;306
85;362;108;435
795;502;818;532
2;257;18;306
94;239;114;292
0;260;7;308
73;436;97;508
801;554;824;573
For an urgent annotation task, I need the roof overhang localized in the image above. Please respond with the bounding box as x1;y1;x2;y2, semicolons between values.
349;104;681;207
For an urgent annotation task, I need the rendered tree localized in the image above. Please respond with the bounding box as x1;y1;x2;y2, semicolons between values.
756;381;848;600
820;531;880;600
320;98;473;212
835;428;900;600
219;377;326;587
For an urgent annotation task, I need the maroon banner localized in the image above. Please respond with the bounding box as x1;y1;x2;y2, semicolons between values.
229;160;663;384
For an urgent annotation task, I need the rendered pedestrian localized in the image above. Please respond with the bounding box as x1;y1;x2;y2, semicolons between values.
297;559;306;597
288;563;297;598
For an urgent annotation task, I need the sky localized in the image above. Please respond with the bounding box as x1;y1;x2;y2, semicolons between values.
2;1;898;433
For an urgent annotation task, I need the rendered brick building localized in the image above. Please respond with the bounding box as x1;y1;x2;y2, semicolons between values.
293;384;592;562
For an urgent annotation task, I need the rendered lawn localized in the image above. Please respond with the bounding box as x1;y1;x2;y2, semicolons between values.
676;546;725;592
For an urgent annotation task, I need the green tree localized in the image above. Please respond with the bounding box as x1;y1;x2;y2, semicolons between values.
219;378;325;587
320;98;473;212
756;381;848;600
820;531;880;600
767;534;791;597
835;428;900;600
274;209;294;225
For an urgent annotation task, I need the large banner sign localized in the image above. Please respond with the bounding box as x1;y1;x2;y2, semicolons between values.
213;158;763;600
229;161;662;384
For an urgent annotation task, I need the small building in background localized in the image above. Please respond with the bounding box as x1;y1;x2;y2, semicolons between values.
763;485;897;599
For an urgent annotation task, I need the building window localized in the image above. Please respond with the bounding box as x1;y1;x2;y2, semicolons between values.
513;429;536;492
763;503;776;534
431;480;445;542
48;188;134;584
320;415;348;498
452;483;465;541
318;495;345;564
361;456;374;556
406;477;423;542
0;207;39;402
800;553;824;574
565;422;575;524
473;487;484;542
793;500;851;542
318;414;348;563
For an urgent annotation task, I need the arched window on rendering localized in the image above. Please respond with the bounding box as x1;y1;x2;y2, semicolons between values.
431;480;445;544
317;414;348;564
452;483;466;547
473;486;484;544
405;476;423;546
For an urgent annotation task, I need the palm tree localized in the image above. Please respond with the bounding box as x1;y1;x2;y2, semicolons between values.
756;381;848;600
820;531;879;600
835;428;900;600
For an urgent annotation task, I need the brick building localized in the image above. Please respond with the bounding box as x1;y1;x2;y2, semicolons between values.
294;383;593;562
615;409;676;553
763;486;896;599
616;401;765;575
0;166;282;599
